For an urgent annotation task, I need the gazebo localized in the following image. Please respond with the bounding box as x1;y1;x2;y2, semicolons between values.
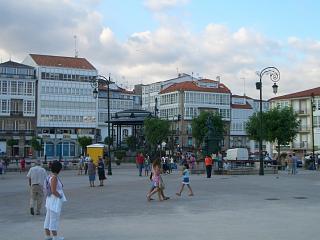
108;109;154;148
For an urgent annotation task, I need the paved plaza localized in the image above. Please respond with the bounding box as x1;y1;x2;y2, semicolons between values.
0;165;320;240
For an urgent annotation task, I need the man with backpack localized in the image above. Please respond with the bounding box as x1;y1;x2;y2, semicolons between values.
27;159;47;215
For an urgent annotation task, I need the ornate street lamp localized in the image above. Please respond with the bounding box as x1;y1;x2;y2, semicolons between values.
311;93;316;169
256;67;280;175
91;74;114;175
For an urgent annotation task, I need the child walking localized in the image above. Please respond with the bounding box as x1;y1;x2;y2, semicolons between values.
146;161;161;201
176;164;194;197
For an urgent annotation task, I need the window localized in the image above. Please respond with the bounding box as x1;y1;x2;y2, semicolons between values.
1;100;9;113
25;82;33;95
18;82;24;95
11;81;17;95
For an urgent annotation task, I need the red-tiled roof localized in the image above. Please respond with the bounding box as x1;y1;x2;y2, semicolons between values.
159;81;231;94
30;54;96;70
269;86;320;101
231;102;253;109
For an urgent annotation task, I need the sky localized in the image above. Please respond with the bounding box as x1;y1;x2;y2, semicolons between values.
0;0;320;99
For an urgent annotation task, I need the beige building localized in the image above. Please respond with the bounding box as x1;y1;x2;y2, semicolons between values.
269;87;320;154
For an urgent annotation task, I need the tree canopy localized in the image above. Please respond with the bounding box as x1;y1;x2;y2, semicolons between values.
144;117;170;147
30;137;42;151
246;107;300;144
77;136;92;155
192;111;224;155
246;106;300;160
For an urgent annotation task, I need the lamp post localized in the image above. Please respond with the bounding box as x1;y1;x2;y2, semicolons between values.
311;93;316;169
91;74;114;175
256;67;280;175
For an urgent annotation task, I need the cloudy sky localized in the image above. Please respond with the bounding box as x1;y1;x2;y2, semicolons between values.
1;0;320;99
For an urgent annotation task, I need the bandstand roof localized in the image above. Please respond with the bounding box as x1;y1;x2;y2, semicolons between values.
109;109;154;125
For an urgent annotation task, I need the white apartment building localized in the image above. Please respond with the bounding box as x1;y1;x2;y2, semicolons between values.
23;54;97;159
158;79;231;151
230;95;270;154
142;73;197;113
0;61;36;157
97;84;142;143
269;87;320;154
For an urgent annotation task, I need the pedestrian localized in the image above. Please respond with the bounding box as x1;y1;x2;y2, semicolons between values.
78;155;84;175
26;159;47;215
205;154;213;178
20;158;26;173
176;164;194;197
44;161;66;240
0;160;3;175
291;153;298;175
84;155;89;175
287;154;292;174
144;155;150;176
97;157;106;186
136;152;144;177
146;161;162;201
87;159;96;187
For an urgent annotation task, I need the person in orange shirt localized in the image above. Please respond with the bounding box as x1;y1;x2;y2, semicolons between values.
204;155;213;178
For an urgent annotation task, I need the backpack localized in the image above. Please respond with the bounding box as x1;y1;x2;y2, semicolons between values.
44;176;52;197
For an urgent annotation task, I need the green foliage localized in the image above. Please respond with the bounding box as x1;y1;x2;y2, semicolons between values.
266;107;300;145
125;135;137;150
192;111;224;148
114;149;126;160
30;137;42;151
7;139;18;147
245;111;269;141
246;106;300;147
77;136;92;154
144;117;170;147
104;136;113;146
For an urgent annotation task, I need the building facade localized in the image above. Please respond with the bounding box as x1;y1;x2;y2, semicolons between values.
97;84;142;144
230;95;270;154
23;54;97;159
0;61;37;157
158;78;231;152
269;87;320;154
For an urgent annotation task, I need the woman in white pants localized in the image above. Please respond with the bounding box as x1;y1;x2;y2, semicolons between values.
44;161;66;240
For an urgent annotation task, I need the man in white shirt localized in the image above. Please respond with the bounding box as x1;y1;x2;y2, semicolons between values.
27;159;47;215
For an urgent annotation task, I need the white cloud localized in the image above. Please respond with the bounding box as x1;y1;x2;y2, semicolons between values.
0;0;319;99
144;0;190;11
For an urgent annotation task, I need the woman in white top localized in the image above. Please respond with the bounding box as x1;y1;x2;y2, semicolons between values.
44;161;66;240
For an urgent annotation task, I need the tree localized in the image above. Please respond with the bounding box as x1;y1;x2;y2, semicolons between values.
30;137;42;157
245;111;269;142
266;107;300;161
7;139;18;157
104;136;113;146
77;136;92;155
125;135;137;151
144;117;170;155
192;111;224;156
246;107;300;162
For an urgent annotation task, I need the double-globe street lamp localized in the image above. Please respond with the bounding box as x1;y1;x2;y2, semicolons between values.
91;74;114;175
256;67;280;175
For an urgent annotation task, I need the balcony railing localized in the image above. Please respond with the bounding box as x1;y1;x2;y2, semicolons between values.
292;142;308;149
298;125;311;132
10;111;23;116
0;130;35;135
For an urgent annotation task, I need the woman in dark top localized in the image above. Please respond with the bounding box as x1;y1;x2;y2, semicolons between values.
97;158;106;186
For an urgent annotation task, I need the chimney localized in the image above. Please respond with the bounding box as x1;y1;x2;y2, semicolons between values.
216;76;220;83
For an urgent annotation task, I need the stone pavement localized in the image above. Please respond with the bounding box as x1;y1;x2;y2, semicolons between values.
0;166;319;240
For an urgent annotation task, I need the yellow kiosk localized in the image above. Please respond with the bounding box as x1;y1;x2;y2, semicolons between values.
86;143;106;165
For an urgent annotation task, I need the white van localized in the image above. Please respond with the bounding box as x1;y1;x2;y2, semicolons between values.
226;148;249;161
